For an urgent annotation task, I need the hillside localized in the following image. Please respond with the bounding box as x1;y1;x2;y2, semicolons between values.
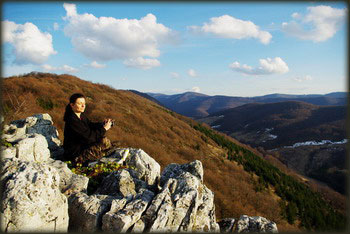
128;89;164;107
148;92;347;119
1;72;346;231
198;101;347;194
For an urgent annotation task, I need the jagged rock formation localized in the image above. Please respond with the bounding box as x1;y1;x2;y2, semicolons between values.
1;160;68;232
0;113;278;233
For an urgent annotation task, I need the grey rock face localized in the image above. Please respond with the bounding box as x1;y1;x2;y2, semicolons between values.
160;160;204;185
96;169;137;197
2;113;63;159
68;193;119;232
140;160;220;232
235;215;278;233
70;159;220;233
102;189;155;232
46;158;89;194
1;146;16;160
17;133;51;162
0;133;50;162
125;148;161;186
0;160;69;232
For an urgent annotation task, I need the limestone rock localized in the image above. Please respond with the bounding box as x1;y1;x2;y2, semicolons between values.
235;215;278;233
20;113;61;151
140;179;176;232
0;146;16;160
17;133;51;162
95;169;137;197
2;113;62;159
1;122;27;143
125;148;161;186
160;160;204;185
1;133;50;162
0;160;69;232
68;192;119;232
46;158;89;194
139;161;219;232
97;148;161;188
102;189;155;232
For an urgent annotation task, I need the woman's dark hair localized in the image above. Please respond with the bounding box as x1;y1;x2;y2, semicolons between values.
63;93;86;121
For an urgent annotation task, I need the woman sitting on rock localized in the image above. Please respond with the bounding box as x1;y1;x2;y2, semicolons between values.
63;93;113;165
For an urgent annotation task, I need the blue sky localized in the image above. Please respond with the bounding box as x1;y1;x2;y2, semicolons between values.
2;1;348;97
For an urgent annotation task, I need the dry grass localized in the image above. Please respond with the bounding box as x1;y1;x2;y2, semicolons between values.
2;73;302;231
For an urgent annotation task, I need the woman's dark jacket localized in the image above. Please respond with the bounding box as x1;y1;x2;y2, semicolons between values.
63;112;106;161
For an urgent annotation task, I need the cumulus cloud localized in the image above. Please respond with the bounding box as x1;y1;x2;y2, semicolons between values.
229;57;289;75
189;15;272;44
293;75;313;82
42;64;78;73
62;3;175;69
53;22;59;31
123;57;160;70
292;12;301;19
170;72;180;78
89;61;106;69
282;5;347;42
188;69;197;77
2;20;57;65
192;86;201;93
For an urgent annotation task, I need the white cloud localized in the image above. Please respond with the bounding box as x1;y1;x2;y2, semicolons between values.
188;69;197;77
63;3;176;69
293;75;313;82
42;64;79;73
63;3;77;18
89;61;106;69
41;64;56;71
2;20;57;65
53;22;59;31
62;65;79;73
282;5;346;42
292;12;301;19
123;57;160;70
189;15;272;44
229;57;289;75
170;72;180;78
192;86;201;93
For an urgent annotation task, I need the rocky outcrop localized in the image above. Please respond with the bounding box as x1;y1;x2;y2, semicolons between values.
1;113;278;233
1;113;63;159
0;160;68;232
102;189;155;232
0;114;83;232
101;148;161;187
68;193;119;232
218;216;278;233
46;158;89;195
235;215;278;233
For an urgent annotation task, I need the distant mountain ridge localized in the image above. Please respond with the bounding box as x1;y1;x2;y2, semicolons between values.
198;100;347;194
147;91;347;119
199;101;346;149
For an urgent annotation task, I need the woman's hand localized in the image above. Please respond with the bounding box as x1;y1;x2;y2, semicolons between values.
103;119;113;131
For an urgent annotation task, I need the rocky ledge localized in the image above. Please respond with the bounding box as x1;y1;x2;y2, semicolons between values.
0;114;278;233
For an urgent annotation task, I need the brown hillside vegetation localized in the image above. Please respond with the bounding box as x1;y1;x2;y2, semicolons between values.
2;72;305;231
